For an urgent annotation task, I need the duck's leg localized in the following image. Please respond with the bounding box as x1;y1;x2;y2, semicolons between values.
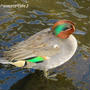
43;70;58;81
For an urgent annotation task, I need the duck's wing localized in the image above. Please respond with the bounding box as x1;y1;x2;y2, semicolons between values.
4;28;60;61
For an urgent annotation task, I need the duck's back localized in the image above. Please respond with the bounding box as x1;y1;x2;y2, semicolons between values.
3;28;60;61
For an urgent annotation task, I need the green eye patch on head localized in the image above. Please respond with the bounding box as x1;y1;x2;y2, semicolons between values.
54;23;69;36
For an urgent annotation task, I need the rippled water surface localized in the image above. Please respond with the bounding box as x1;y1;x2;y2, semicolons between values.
0;0;90;90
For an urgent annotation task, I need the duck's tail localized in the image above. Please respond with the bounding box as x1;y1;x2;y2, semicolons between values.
0;58;26;67
0;58;11;64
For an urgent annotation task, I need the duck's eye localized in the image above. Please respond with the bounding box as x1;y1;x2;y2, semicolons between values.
63;27;69;31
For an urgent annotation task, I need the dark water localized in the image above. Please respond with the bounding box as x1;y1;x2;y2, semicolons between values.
0;0;90;90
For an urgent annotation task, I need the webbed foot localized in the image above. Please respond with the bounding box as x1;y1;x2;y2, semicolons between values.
44;70;58;81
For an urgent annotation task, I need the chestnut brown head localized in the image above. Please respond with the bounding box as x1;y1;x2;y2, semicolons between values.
52;20;75;39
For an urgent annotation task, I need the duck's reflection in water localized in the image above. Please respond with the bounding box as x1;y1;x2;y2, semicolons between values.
10;70;78;90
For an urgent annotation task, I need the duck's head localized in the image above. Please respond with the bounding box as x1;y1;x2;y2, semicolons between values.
52;20;75;39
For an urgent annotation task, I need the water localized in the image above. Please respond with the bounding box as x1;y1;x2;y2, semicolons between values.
0;0;90;90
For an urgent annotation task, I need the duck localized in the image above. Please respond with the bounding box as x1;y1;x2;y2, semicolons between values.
0;20;77;79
